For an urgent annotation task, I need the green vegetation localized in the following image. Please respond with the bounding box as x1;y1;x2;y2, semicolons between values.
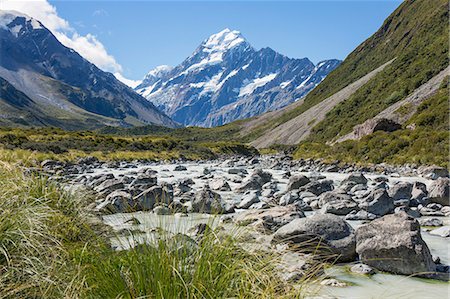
0;126;257;163
0;155;319;298
294;79;449;168
241;0;448;143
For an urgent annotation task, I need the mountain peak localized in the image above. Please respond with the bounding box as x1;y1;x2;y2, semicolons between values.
201;28;247;53
0;10;43;37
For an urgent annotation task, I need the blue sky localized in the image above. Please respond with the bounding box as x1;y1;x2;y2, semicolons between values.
49;0;402;80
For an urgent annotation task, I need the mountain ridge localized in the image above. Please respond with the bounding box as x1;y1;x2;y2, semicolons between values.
136;28;340;127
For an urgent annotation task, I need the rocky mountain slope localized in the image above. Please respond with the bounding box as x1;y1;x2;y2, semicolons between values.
136;29;340;127
241;0;448;149
0;10;177;129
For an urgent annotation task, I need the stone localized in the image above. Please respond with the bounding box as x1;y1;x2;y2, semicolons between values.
234;205;304;233
191;186;227;214
394;206;421;218
210;178;231;191
359;189;394;216
350;263;375;275
174;165;187;171
95;190;134;213
345;210;377;221
388;182;413;201
272;213;356;262
356;213;436;276
135;185;173;211
153;205;171;215
419;218;443;227
428;178;450;206
130;174;157;189
236;169;272;193
299;179;334;196
286;175;311;191
237;190;261;209
341;173;368;186
320;279;347;287
420;166;449;180
429;226;450;238
94;179;124;196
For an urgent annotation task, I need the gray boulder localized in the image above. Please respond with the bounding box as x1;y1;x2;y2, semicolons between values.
135;185;173;211
345;210;377;221
388;182;413;201
356;213;436;276
286;175;310;191
192;186;227;214
359;189;394;216
428;178;450;206
272;213;356;262
174;165;187;171
420;166;449;180
419;218;443;227
210;178;231;191
236;169;272;193
94;178;124;196
350;263;375;275
341;173;368;186
237;190;261;209
95;190;134;213
299;179;334;196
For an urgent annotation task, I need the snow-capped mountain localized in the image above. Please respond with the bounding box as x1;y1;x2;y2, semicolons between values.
0;10;177;129
136;28;341;127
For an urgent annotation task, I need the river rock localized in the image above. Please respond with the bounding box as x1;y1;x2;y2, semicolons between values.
356;212;436;276
358;189;394;216
95;190;134;213
429;226;450;238
134;185;173;211
388;182;413;201
210;178;231;191
350;263;375;275
272;213;356;262
419;218;443;227
345;210;377;221
94;178;124;196
236;169;272;193
286;175;310;191
341;173;368;186
237;190;261;209
299;179;334;196
174;165;187;171
419;166;449;180
191;186;227;214
428;178;449;206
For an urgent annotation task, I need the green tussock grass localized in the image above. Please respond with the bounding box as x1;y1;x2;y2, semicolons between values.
0;154;320;298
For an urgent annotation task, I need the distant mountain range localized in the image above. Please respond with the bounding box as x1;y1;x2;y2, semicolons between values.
0;10;177;129
136;29;340;127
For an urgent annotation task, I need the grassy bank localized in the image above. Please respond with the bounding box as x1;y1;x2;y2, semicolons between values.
0;127;257;164
0;156;313;298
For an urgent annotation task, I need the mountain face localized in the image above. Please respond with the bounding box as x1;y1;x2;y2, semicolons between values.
136;29;340;127
0;10;177;129
243;0;448;148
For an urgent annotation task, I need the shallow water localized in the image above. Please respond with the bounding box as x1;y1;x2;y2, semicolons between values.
92;161;449;298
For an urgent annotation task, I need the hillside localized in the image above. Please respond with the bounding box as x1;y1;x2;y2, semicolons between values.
0;11;177;130
241;0;448;150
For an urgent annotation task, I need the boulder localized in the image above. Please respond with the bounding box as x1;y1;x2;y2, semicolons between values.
356;213;436;276
95;190;134;213
235;205;304;233
388;182;413;201
428;178;450;206
341;173;368;186
174;165;187;171
299;179;334;196
272;214;356;262
94;178;124;196
237;190;261;209
419;218;443;227
191;186;227;214
350;264;375;275
236;169;272;193
286;175;310;191
210;178;231;191
359;189;394;216
345;210;377;221
135;185;173;211
419;166;449;180
130;174;157;189
429;226;450;238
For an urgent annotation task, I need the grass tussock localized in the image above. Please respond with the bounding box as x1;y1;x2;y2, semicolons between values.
0;157;316;298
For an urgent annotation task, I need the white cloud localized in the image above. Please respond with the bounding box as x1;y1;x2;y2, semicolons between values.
93;9;109;17
1;0;123;74
113;73;142;89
